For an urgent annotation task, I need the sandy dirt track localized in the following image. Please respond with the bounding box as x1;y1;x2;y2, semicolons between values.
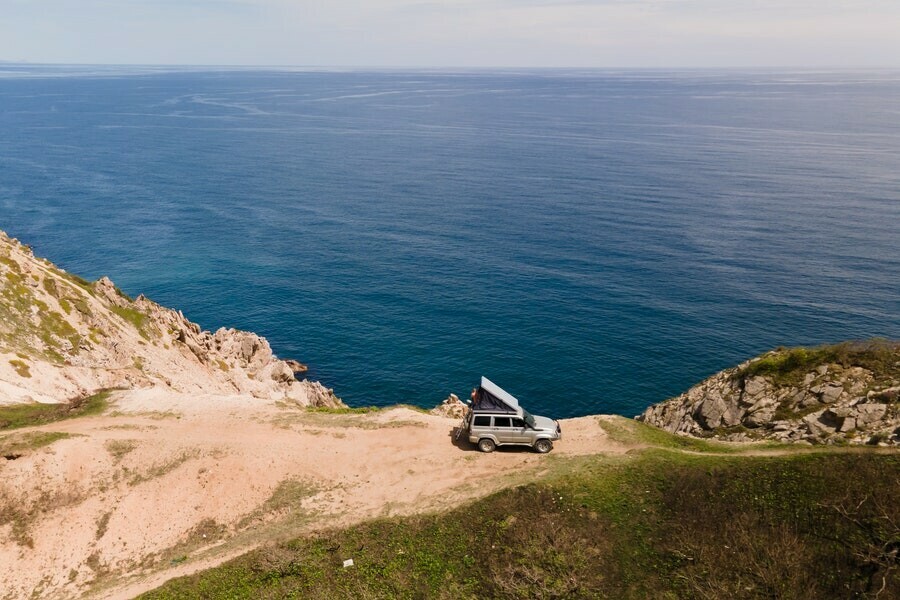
0;388;627;599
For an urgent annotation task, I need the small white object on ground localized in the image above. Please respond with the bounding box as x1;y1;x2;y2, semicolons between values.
343;558;354;568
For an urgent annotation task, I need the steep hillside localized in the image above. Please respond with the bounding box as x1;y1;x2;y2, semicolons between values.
141;436;900;600
0;230;340;408
639;341;900;445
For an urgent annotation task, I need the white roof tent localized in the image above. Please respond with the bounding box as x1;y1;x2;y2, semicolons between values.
473;376;523;418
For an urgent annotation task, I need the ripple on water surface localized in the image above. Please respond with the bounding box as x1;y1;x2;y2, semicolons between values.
1;68;899;417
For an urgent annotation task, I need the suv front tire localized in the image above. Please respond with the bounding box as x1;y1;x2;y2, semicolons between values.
533;439;553;453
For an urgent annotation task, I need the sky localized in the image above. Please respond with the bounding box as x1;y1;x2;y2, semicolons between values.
2;0;899;68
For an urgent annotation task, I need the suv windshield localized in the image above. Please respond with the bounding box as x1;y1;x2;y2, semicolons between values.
523;410;536;428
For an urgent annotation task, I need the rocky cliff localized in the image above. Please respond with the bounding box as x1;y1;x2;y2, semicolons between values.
638;341;900;445
0;230;342;408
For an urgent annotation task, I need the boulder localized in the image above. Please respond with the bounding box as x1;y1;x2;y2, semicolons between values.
742;376;769;399
93;276;126;306
854;403;888;426
803;410;837;437
269;361;295;383
839;416;857;433
817;384;844;404
284;359;308;374
694;394;728;429
743;403;777;428
431;393;468;419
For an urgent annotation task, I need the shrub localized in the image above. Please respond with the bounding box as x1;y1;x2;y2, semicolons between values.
739;340;899;386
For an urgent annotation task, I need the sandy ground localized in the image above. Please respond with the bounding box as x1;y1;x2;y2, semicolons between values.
0;388;628;600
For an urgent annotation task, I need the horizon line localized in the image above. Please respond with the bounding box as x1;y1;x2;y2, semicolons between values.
3;61;900;72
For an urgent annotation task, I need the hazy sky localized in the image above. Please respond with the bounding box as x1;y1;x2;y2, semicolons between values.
2;0;899;68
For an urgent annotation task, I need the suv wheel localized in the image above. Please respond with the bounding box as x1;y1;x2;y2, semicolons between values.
478;438;496;453
534;439;553;454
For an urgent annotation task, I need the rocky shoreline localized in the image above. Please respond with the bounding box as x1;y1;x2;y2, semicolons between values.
0;230;342;409
638;341;900;446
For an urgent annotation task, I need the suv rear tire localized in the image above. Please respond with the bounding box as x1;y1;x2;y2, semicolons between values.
534;439;553;454
478;438;496;453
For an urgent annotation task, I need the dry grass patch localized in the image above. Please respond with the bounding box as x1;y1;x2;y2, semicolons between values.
105;439;138;462
8;358;31;378
0;484;87;548
0;430;73;459
269;407;428;431
102;423;156;431
237;478;320;531
127;449;200;486
96;511;113;540
109;410;182;420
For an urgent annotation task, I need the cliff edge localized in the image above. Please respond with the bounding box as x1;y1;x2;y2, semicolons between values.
638;341;900;445
0;230;342;408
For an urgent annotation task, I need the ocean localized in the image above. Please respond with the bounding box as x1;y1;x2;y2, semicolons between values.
1;65;898;418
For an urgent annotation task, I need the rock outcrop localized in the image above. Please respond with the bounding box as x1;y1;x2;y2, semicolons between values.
0;230;344;408
431;393;468;419
638;342;900;446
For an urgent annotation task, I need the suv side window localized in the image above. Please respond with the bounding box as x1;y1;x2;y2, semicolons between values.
511;418;525;428
494;417;512;428
473;416;491;427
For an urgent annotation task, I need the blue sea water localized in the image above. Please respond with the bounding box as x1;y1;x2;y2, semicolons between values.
1;65;898;418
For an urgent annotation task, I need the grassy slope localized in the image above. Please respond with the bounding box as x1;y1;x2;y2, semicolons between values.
141;423;900;600
0;390;112;430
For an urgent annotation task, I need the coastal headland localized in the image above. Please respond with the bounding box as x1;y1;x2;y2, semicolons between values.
1;230;898;599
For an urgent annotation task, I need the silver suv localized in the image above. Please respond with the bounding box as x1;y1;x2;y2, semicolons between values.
466;410;562;453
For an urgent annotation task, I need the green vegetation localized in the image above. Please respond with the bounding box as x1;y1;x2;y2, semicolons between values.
0;254;19;272
127;450;199;486
307;405;382;415
8;359;31;378
0;264;37;352
111;282;134;302
42;276;59;298
0;431;72;457
306;404;429;416
96;511;112;540
0;256;91;362
54;268;95;294
738;339;900;387
237;479;319;530
105;439;138;462
772;401;828;423
69;294;93;316
0;431;77;547
109;304;152;339
599;416;749;452
141;450;900;600
109;409;181;420
38;309;81;361
0;390;112;430
270;405;427;431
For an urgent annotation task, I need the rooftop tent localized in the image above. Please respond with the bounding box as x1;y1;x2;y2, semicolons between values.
474;376;523;417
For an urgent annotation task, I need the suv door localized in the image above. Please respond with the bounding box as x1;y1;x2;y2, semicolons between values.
510;417;531;444
492;416;514;443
